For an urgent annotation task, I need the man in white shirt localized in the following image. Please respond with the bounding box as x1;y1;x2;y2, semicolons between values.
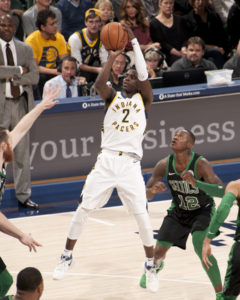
43;56;86;98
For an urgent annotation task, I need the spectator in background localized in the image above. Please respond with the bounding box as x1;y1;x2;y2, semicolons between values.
43;56;87;98
113;0;160;21
211;0;234;24
174;0;192;15
150;0;191;66
10;0;33;11
185;0;229;69
223;40;240;78
111;0;122;20
68;8;108;85
171;36;217;71
227;0;240;51
107;52;130;90
144;47;166;77
95;0;115;27
141;0;159;19
0;14;39;209
1;267;43;300
120;0;161;65
0;0;24;40
25;9;67;99
22;0;62;37
55;0;93;41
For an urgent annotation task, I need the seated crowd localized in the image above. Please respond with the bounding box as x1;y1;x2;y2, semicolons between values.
1;0;240;98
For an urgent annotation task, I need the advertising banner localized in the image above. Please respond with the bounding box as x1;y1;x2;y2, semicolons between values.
5;91;240;182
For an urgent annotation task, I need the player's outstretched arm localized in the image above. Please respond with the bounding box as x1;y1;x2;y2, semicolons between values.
10;84;60;150
0;212;42;252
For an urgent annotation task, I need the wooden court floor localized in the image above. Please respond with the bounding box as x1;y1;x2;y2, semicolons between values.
1;199;239;300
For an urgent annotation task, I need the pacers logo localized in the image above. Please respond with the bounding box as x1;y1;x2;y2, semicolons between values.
111;100;142;132
39;46;59;68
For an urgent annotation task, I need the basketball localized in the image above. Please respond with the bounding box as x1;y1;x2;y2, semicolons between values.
100;22;128;51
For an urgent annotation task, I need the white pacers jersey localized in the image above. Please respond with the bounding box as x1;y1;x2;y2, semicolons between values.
101;91;147;158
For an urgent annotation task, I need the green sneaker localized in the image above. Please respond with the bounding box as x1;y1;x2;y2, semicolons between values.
139;261;164;289
216;293;223;300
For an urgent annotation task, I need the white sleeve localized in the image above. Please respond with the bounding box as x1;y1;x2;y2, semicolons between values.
68;33;83;65
131;38;148;81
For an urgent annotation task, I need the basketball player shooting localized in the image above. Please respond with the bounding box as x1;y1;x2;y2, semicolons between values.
53;24;159;292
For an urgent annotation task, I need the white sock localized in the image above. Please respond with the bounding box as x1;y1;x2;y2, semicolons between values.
146;257;154;267
63;249;72;257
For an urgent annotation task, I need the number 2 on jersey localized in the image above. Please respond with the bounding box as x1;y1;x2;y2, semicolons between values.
122;109;130;123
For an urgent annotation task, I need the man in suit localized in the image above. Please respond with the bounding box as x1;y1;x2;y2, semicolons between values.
43;56;86;98
0;14;39;209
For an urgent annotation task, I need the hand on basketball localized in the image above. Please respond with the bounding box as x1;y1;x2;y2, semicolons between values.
202;237;213;270
150;182;168;194
19;233;42;252
181;170;196;186
121;22;135;41
108;48;125;58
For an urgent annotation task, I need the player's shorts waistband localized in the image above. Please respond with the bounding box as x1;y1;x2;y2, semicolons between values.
101;148;141;161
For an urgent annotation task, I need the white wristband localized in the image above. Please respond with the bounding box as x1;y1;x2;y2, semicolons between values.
131;38;138;46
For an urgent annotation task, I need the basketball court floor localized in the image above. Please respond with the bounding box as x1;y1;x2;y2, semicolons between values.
2;198;239;300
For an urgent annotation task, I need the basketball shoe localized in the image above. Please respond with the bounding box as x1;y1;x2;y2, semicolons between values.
53;254;73;280
216;293;223;300
139;261;164;291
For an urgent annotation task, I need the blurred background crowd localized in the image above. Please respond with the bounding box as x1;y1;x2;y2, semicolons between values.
1;0;240;100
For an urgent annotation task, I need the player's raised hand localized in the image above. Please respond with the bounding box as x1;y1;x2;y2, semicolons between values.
108;48;125;58
121;22;135;41
202;237;213;270
42;84;61;109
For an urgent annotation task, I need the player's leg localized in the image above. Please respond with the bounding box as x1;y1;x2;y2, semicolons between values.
117;157;160;291
192;228;222;293
221;241;240;300
139;209;192;291
53;153;114;280
0;258;13;298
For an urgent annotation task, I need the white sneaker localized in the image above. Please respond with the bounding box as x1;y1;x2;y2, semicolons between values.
145;263;159;292
53;254;72;280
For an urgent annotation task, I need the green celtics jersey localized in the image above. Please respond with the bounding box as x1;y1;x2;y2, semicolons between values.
165;152;214;212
